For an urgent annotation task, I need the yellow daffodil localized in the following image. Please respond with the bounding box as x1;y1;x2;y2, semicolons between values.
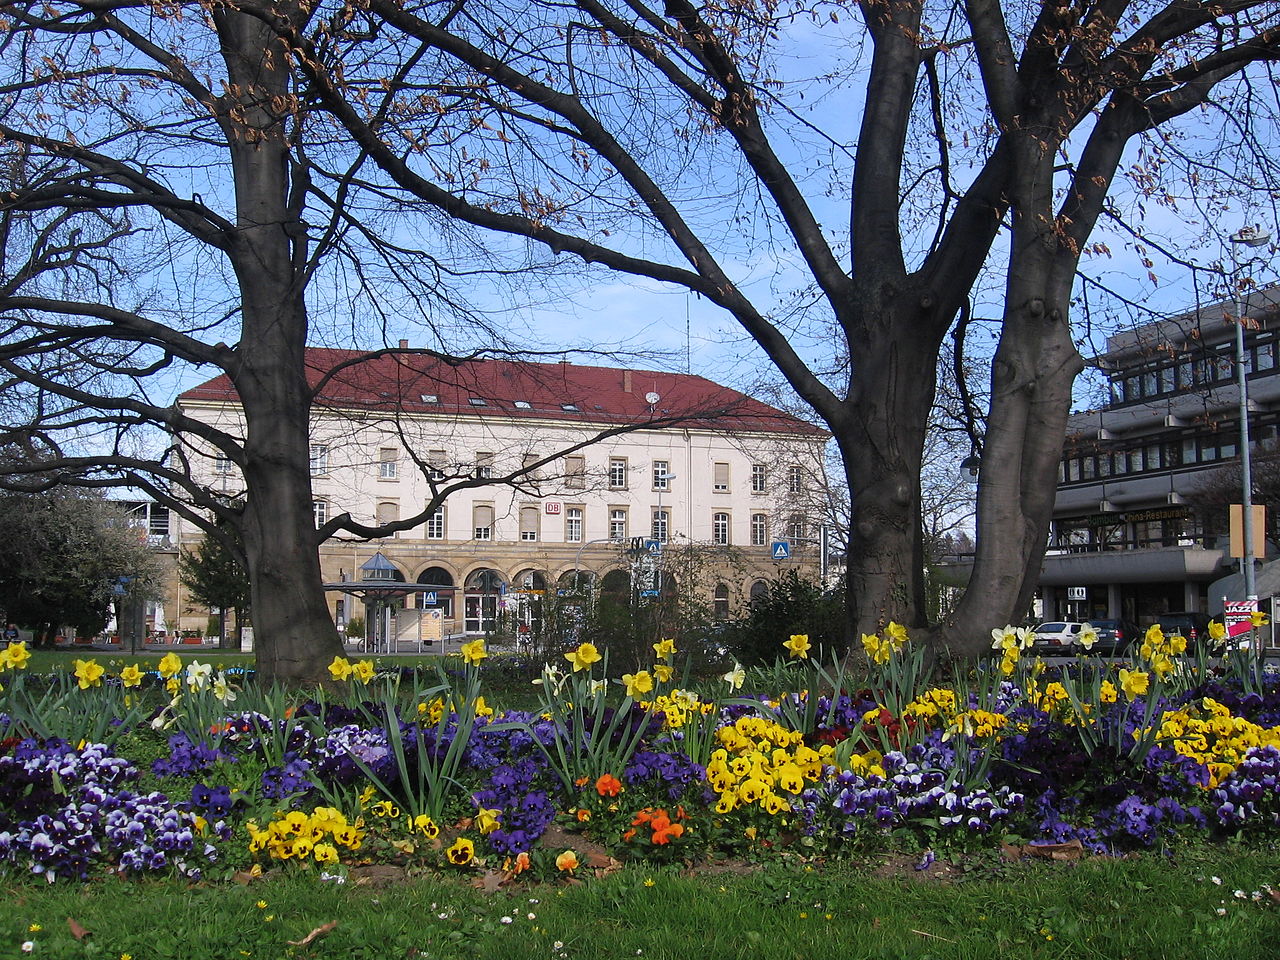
784;633;811;659
884;621;909;648
565;641;602;672
328;656;354;681
1208;620;1228;644
652;637;676;660
1144;624;1164;647
157;651;182;679
622;670;654;698
1252;610;1270;628
73;658;105;689
119;663;144;688
460;638;487;666
352;659;375;682
474;807;501;835
1118;668;1150;700
4;640;31;670
722;661;745;690
653;663;674;684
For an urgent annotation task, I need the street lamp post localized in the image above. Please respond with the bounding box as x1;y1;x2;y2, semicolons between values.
1230;225;1272;605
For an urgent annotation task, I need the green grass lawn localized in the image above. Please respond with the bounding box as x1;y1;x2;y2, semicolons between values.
6;845;1278;960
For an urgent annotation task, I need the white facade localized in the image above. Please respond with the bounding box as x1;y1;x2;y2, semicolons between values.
175;352;828;636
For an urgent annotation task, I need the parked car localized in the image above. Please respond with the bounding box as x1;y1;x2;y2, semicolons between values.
1082;618;1139;656
1031;621;1086;651
1154;611;1213;647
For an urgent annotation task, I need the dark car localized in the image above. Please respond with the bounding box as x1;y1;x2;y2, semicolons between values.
1154;611;1213;647
1084;618;1139;656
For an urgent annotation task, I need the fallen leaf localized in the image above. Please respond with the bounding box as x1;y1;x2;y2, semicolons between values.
287;921;338;946
67;918;91;941
473;870;505;893
1000;843;1025;861
1026;839;1084;861
232;870;259;885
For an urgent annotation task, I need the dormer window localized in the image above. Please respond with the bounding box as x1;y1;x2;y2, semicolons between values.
468;397;487;407
420;394;438;403
561;403;579;412
514;400;532;409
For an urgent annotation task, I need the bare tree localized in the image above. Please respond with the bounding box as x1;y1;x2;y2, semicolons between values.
244;0;1280;653
0;1;741;682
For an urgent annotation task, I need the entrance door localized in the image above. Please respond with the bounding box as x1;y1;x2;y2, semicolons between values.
464;594;498;634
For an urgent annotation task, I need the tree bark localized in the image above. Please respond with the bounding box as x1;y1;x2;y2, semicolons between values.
214;8;343;683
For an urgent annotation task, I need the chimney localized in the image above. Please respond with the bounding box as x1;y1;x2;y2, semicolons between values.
398;339;408;349
623;370;633;393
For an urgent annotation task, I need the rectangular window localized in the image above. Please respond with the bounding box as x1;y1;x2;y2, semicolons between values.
652;508;669;543
428;449;446;481
787;517;806;541
713;462;730;493
609;508;628;540
309;444;328;476
313;499;328;528
376;501;399;536
473;503;494;541
521;452;540;479
379;447;398;480
565;455;585;489
475;452;494;480
751;464;767;494
653;460;671;490
712;511;730;545
519;505;539;542
787;465;804;494
565;506;583;543
751;513;767;546
214;455;233;476
608;457;628;489
426;506;445;540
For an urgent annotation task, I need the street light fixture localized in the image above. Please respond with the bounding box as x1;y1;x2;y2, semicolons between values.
1230;224;1272;605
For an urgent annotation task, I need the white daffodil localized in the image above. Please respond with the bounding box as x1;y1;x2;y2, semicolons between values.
722;661;746;690
212;671;238;703
1078;624;1098;650
186;660;213;692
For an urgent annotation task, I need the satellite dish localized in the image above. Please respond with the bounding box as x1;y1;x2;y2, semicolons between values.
644;391;660;405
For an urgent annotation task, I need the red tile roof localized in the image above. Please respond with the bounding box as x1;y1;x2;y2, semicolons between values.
178;348;826;436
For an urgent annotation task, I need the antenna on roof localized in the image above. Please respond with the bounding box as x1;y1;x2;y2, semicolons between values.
645;391;660;411
685;296;691;374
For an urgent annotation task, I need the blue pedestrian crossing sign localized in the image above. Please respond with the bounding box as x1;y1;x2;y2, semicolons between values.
422;591;438;605
770;541;791;560
644;539;662;555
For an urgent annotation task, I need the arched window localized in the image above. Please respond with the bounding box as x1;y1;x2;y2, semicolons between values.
713;583;730;619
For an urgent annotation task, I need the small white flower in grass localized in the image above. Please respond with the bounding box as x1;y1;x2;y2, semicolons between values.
21;942;34;953
1234;890;1247;899
554;942;564;950
1211;876;1223;885
1216;907;1228;916
500;916;513;924
527;913;536;920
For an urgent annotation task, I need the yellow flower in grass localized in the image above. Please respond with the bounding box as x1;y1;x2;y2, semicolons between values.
460;638;487;666
1118;668;1150;700
622;670;654;698
313;843;339;863
565;641;602;672
352;659;375;682
73;658;105;689
784;633;811;659
4;640;31;670
157;651;182;678
445;837;474;866
328;656;354;681
119;663;144;688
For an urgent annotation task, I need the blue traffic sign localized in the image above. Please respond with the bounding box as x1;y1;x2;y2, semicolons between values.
422;591;438;605
639;589;660;598
770;541;791;560
645;539;662;554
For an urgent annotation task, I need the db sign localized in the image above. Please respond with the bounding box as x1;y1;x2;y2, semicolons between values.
544;501;562;514
1067;586;1087;600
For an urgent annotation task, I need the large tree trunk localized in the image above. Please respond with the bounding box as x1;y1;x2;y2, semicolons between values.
216;8;343;683
941;139;1085;656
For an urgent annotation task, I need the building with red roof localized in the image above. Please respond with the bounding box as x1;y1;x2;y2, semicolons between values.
174;347;828;647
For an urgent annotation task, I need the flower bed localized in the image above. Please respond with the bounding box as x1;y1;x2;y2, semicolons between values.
2;626;1280;884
